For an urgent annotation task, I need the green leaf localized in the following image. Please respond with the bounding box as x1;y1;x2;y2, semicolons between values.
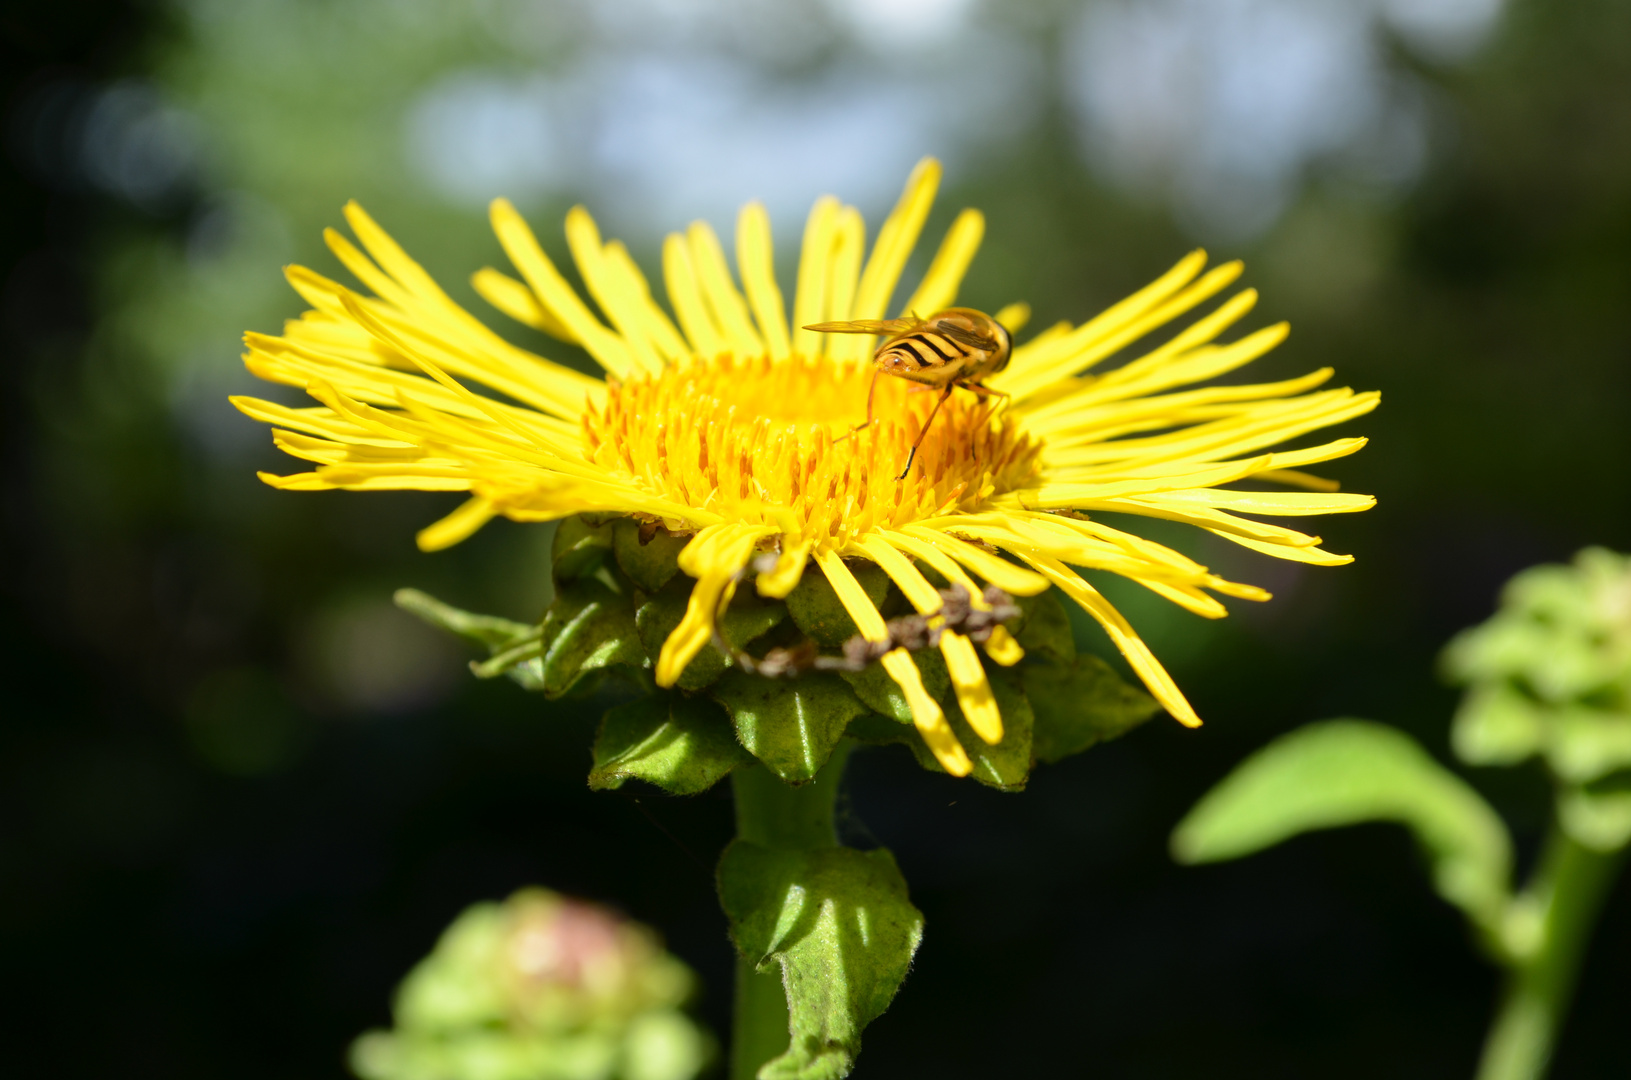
517;577;646;697
1171;719;1515;936
469;638;547;692
552;515;615;583
785;561;890;648
837;649;951;723
718;842;923;1080
394;588;536;648
1025;654;1160;764
612;518;689;593
636;576;787;691
590;693;751;795
394;588;548;691
710;671;871;784
843;712;917;746
1014;589;1076;665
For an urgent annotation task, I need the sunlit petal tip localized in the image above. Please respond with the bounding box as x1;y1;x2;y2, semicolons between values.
755;542;812;599
983;626;1025;666
993;301;1031;333
417;497;497;553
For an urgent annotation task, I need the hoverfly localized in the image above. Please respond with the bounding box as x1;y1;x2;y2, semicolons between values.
804;307;1011;479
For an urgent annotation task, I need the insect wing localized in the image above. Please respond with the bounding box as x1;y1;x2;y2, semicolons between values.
933;320;1003;353
802;317;922;335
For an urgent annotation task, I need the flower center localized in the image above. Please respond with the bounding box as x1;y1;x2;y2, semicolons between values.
582;353;1040;546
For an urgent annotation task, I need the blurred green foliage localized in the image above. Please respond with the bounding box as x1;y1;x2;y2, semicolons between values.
1446;549;1631;850
1173;548;1631;1078
1172;718;1517;945
351;887;713;1080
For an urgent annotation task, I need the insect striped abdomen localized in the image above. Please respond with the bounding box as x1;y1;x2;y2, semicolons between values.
879;331;963;381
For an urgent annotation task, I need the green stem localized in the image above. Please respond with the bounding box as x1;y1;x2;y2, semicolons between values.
1475;828;1625;1080
728;742;852;1080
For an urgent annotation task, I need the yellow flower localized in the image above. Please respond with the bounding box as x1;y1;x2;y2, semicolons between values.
234;159;1377;777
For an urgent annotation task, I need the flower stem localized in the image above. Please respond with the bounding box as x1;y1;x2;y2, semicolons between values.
728;742;852;1080
1475;828;1625;1080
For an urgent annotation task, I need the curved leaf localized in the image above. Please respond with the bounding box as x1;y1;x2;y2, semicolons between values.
1171;719;1514;935
718;842;923;1080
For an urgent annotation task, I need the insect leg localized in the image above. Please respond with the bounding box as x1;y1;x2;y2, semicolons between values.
897;384;954;480
965;382;1012;427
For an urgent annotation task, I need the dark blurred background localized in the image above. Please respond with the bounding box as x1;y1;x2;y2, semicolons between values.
4;0;1629;1076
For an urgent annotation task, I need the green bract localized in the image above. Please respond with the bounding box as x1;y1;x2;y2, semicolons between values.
400;515;1161;797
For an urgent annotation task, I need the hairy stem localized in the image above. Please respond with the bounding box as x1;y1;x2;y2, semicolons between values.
728;743;852;1080
1475;828;1624;1080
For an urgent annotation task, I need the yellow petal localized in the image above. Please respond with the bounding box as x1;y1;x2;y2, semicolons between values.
993;248;1210;397
655;524;773;687
983;625;1025;666
663;232;727;358
853;157;941;323
993;301;1031;333
490;198;634;376
418;497;497;552
470;266;578;343
821;207;866;359
736;201;791;361
756;539;813;599
902;207;983;318
880;650;971;777
791;195;840;358
898;525;1052;596
815;548;971;773
855;535;1004;745
687;220;763;359
565;207;663;374
1022;554;1201;728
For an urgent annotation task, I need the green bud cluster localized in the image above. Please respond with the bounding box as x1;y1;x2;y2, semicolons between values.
1445;547;1631;850
351;888;713;1080
400;514;1160;796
